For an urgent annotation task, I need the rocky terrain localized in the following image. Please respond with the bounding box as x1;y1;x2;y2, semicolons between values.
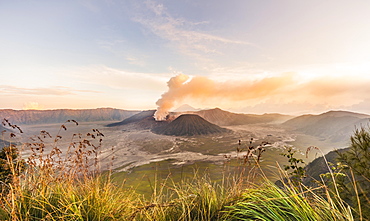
2;107;368;175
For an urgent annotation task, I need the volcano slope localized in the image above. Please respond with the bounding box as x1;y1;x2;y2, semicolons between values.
152;114;230;136
106;110;169;130
106;110;155;127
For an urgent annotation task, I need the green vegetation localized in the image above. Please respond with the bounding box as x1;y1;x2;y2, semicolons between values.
0;120;25;193
225;180;352;221
280;146;306;184
335;126;370;219
2;119;370;220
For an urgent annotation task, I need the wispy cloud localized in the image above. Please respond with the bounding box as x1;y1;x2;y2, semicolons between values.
78;0;101;13
0;85;100;96
97;38;147;66
132;0;254;66
74;65;169;91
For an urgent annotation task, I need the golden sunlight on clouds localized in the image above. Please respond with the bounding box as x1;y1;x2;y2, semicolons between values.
23;102;44;110
154;72;370;119
154;73;295;120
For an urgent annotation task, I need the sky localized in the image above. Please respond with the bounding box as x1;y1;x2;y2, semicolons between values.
1;0;370;115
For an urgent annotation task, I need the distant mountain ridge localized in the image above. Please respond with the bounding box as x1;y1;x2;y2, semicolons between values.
104;108;370;142
106;108;293;130
192;108;292;126
0;108;140;125
152;114;230;136
173;104;200;112
283;110;370;142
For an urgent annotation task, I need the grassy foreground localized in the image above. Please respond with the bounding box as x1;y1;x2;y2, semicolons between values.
0;160;354;220
0;120;358;220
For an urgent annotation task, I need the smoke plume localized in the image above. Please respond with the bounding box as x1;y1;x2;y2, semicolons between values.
154;73;294;120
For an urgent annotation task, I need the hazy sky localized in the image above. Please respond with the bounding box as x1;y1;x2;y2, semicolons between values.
2;0;370;114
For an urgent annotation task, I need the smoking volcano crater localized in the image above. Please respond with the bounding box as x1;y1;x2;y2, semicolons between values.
152;114;230;136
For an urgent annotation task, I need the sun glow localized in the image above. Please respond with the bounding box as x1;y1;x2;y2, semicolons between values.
23;102;44;110
296;62;370;82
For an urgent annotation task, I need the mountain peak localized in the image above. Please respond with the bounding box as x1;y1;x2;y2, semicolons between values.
320;110;370;118
152;114;229;136
210;107;223;111
173;104;199;112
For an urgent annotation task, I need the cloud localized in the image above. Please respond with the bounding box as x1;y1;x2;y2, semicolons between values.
145;0;165;16
78;0;101;13
132;0;254;65
0;85;72;96
0;85;100;96
154;72;370;118
23;102;44;110
348;99;370;114
97;38;147;66
154;73;295;120
75;65;169;91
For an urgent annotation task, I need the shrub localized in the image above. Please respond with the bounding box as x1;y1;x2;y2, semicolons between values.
336;126;370;219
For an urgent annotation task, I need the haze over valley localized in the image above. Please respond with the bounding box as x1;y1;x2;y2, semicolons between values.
2;106;367;179
2;2;370;175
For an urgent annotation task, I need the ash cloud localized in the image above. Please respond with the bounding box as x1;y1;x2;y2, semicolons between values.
154;73;294;120
154;72;370;119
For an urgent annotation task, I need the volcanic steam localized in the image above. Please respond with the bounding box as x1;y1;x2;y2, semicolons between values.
154;73;294;121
